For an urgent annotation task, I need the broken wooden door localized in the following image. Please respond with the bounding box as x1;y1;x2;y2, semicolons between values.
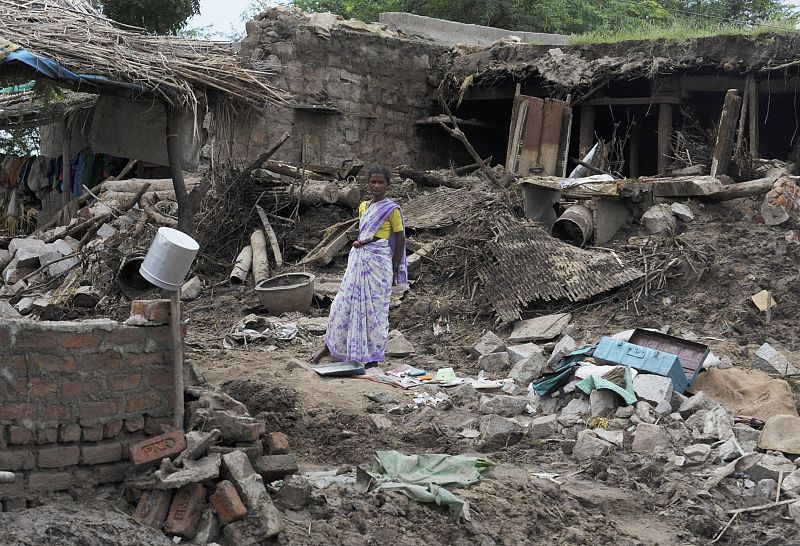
505;95;571;177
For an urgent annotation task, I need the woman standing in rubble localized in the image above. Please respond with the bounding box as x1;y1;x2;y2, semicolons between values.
311;164;408;366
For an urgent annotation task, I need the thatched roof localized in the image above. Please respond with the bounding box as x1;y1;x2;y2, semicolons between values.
0;85;96;129
0;0;288;111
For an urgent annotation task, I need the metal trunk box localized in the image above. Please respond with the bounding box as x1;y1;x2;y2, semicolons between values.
593;337;689;394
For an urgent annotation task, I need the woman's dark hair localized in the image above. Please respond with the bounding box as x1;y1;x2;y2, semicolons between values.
366;164;391;183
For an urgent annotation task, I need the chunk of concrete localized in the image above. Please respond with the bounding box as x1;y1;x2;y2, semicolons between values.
671;202;694;222
222;500;285;545
478;351;510;373
8;238;45;255
253;454;299;483
558;397;591;425
546;335;576;368
641;204;676;235
753;343;799;376
222;451;269;510
386;330;415;357
48;255;80;277
678;391;716;418
15;297;34;316
97;223;118;239
684;444;711;464
509;313;571;343
449;382;480;404
193;508;221;544
529;414;559;440
573;429;614;462
154;453;221;489
780;469;800;494
590;389;618;418
506;343;544;365
49;239;74;256
189;408;265;443
734;425;760;454
509;353;546;386
478;415;525;449
181;276;203;301
633;375;673;412
479;395;528;417
703;405;734;440
615;406;634;419
368;414;392;430
635;401;657;424
527;393;559;414
631;423;671;454
14;246;45;268
470;331;506;357
0;300;22;319
748;454;796;482
276;475;312;510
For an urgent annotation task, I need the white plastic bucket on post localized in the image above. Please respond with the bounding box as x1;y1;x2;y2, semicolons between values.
140;227;200;292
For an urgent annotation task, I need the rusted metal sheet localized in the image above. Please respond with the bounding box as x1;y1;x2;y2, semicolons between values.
540;99;568;176
506;95;569;177
628;329;710;386
476;213;643;323
403;188;494;230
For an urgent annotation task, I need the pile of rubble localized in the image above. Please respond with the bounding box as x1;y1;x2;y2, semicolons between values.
125;375;303;544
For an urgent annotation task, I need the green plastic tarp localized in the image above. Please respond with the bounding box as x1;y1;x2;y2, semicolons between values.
369;451;495;521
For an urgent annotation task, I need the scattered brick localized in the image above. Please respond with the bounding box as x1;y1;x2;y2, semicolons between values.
82;425;104;442
7;426;33;445
32;354;76;372
103;419;124;438
165;483;205;538
130;430;187;466
0;449;35;470
124;416;145;433
81;443;122;465
27;471;73;492
38;445;80;468
130;299;176;324
266;432;290;455
79;400;119;420
108;373;142;392
134;489;174;529
125;391;161;413
210;480;248;525
58;423;82;443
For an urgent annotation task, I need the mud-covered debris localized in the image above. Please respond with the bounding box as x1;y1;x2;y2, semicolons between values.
641;204;677;235
631;423;671;454
254;454;300;483
572;429;614;462
529;414;559;440
471;331;506;357
276;475;312;510
684;444;712;465
478;351;510;374
385;329;416;357
368;414;393;430
479;394;528;417
509;353;546;386
509;313;571;343
478;414;524;449
678;391;716;418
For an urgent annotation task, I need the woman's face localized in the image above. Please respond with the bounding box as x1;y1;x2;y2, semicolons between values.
369;172;389;199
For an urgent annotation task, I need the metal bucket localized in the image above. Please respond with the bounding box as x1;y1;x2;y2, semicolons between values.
551;204;594;247
140;227;200;292
255;273;315;315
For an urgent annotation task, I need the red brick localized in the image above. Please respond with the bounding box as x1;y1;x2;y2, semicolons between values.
126;391;161;413
38;445;80;468
59;331;105;349
266;432;290;455
8;355;26;369
58;423;82;443
134;489;174;529
44;404;73;421
148;372;173;387
78;352;122;371
124;416;145;432
14;331;58;349
28;471;72;492
127;352;168;367
31;354;76;372
165;483;205;538
108;373;142;392
130;300;177;324
211;480;248;525
80;400;119;420
62;379;105;398
36;427;58;445
8;426;33;445
82;425;104;442
106;328;144;346
81;442;122;465
14;377;57;396
0;448;35;470
103;419;123;438
0;403;36;421
130;430;186;465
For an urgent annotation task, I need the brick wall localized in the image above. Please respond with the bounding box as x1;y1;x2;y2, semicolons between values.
225;10;464;170
0;318;175;510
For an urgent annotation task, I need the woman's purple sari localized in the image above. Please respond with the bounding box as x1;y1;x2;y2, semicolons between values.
324;198;407;363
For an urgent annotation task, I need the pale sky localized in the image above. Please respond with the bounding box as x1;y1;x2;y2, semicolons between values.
187;0;261;37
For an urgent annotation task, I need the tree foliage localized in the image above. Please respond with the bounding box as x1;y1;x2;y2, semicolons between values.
99;0;201;35
0;129;39;156
253;0;796;34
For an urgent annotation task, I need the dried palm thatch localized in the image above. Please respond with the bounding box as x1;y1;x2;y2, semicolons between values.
0;0;289;111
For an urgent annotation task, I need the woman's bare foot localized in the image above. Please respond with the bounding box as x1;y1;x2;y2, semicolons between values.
310;345;330;364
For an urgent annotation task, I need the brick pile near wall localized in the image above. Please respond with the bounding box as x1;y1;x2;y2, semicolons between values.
0;318;175;511
229;8;461;170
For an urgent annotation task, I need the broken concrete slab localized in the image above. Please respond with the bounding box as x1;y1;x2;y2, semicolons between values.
780;469;800;494
154;453;221;489
529;414;559;440
631;423;671;454
509;313;571;343
684;444;712;464
222;451;269;510
507;343;544;365
368;414;393;430
478;351;510;373
753;343;799;376
386;330;415;357
671;202;694;222
8;237;45;255
0;300;22;319
508;353;546;386
276;475;312;510
678;391;716;418
546;335;576;368
641;204;676;235
478;414;525;449
573;429;614;462
734;425;760;454
175;429;221;465
527;393;559;414
193;507;221;544
633;374;673;412
222;501;285;545
590;389;618;418
470;331;506;357
253;454;299;483
97;223;118;239
181;276;203;301
479;394;528;417
595;429;624;448
558;397;591;425
189;408;265;443
703;405;734;440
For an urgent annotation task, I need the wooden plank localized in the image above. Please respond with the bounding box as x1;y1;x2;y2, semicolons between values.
748;75;760;159
680;74;746;93
629;114;641;179
557;106;573;177
539;99;568;175
578;105;595;158
519;97;545;175
734;76;751;156
657;104;673;175
710;89;743;177
579;96;682;107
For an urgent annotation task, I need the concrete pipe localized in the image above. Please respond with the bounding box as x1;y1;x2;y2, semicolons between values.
551;204;594;247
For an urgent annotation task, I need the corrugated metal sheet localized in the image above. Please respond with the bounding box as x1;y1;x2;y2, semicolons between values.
477;214;643;322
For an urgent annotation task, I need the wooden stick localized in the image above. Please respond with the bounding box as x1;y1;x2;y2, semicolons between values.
256;204;283;268
710;513;738;544
726;498;799;515
238;131;292;181
170;289;184;431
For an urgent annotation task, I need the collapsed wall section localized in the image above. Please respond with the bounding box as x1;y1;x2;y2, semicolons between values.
231;9;454;169
0;319;174;510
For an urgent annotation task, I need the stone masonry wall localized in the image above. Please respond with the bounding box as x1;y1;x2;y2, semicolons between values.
0;319;174;510
228;9;459;170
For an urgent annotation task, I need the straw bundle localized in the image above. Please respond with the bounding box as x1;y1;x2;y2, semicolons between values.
0;0;289;111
